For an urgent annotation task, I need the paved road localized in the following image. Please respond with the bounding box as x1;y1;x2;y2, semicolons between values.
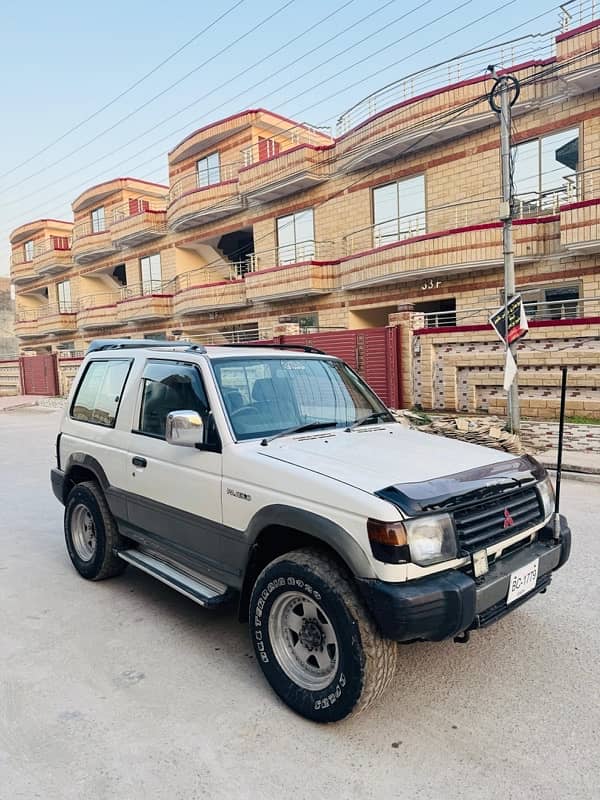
1;408;599;800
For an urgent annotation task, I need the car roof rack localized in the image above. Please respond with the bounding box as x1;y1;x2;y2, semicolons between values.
220;342;326;355
86;338;206;354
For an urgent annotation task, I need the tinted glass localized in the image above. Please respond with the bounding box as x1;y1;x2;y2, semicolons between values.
138;361;213;440
71;359;131;427
213;356;391;441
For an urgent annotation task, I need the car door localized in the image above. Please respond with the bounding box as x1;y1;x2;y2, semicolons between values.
123;358;226;579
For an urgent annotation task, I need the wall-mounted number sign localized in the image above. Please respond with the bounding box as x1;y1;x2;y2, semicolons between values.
421;279;442;291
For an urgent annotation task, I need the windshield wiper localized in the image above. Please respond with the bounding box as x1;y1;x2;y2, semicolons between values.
260;421;339;446
345;411;391;431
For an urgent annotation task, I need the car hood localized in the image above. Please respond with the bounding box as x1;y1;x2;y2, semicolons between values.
258;423;517;494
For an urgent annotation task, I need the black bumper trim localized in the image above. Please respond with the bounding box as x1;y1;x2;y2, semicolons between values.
357;515;571;643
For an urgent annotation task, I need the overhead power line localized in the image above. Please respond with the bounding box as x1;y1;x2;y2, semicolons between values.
0;0;246;183
1;0;297;194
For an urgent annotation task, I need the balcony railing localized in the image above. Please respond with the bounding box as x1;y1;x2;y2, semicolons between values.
72;218;115;264
560;169;600;251
238;145;332;204
559;0;599;32
173;277;247;315
415;296;600;329
117;281;174;322
248;240;336;271
77;292;123;330
33;237;72;276
110;197;167;248
244;241;338;302
240;124;332;166
167;163;243;230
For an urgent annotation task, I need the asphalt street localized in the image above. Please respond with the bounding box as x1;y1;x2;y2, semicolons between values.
1;408;599;800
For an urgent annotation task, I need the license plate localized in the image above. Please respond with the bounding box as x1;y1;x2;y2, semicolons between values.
506;558;539;605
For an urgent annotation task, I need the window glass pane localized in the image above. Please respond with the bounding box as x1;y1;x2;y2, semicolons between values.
513;140;539;211
277;210;314;263
197;152;221;187
91;207;105;233
541;128;578;206
24;240;34;261
71;360;131;427
57;281;71;312
213;357;390;441
398;174;426;237
138;362;210;438
140;254;162;293
373;183;399;245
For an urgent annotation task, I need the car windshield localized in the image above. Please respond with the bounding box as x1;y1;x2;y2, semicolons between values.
211;355;394;441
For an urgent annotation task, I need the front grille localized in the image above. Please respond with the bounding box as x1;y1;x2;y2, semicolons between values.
453;485;543;554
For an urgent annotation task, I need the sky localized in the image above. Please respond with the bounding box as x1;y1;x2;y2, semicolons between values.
0;0;573;275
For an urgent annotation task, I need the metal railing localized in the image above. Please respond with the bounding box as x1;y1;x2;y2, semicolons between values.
564;165;600;203
560;0;598;31
111;197;166;223
17;302;75;322
417;296;599;328
169;162;241;202
250;240;336;271
77;291;122;311
336;33;556;135
73;218;110;240
34;237;71;256
120;280;175;300
241;123;332;167
175;262;248;291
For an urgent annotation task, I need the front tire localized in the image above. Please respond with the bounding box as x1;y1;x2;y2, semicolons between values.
64;481;127;581
249;548;398;722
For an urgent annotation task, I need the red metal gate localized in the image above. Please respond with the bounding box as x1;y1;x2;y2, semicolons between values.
19;353;59;396
260;326;402;408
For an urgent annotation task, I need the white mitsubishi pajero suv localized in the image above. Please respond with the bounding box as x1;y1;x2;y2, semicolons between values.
52;339;571;722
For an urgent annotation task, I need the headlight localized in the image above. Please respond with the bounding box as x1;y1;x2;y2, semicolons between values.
367;513;457;566
403;513;458;566
538;475;555;519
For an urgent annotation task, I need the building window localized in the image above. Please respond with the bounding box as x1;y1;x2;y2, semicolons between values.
24;240;35;262
373;175;426;247
197;152;221;188
503;283;581;320
57;280;72;313
140;253;162;294
512;128;579;214
91;206;106;233
277;209;315;265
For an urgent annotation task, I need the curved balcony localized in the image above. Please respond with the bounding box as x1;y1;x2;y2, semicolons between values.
173;268;247;315
238;145;332;205
77;292;124;331
560;168;600;252
339;201;560;290
10;253;37;284
244;241;338;302
72;219;116;264
117;282;174;323
110;198;167;248
167;164;243;232
15;308;45;338
37;304;78;336
33;237;72;276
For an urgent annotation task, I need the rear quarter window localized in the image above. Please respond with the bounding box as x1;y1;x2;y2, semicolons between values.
71;359;132;427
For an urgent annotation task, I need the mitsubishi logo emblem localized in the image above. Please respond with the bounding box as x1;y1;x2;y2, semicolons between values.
503;508;514;528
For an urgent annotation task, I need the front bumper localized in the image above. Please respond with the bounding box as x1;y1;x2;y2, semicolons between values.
357;515;571;642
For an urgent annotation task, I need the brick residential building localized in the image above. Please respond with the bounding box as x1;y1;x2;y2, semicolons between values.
7;13;600;415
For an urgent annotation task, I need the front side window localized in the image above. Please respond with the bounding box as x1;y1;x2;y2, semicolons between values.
373;175;426;247
71;359;132;427
213;356;392;441
137;360;216;443
24;240;35;261
140;253;162;294
277;209;315;265
91;206;106;233
57;280;72;313
197;152;221;188
512;128;579;213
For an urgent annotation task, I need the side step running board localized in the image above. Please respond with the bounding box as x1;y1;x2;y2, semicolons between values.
117;549;232;608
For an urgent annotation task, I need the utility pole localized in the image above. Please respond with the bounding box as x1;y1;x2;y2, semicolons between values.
489;69;521;434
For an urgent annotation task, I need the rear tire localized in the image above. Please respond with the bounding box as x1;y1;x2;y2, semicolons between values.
64;481;127;581
249;548;398;722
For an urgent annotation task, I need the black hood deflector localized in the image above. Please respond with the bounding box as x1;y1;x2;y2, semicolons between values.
376;455;546;515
